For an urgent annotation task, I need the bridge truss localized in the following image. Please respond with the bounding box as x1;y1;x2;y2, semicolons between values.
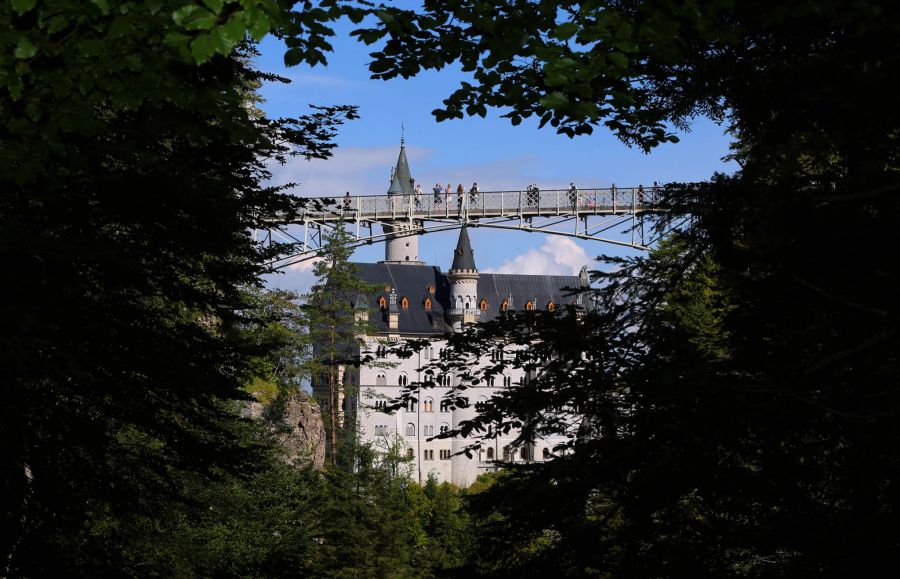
258;186;668;270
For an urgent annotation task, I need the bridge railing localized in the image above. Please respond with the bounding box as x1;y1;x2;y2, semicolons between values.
293;187;658;223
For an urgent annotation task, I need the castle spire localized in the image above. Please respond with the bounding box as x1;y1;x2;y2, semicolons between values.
387;131;413;195
450;226;476;271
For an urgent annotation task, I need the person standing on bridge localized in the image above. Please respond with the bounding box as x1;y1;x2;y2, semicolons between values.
414;183;423;208
456;183;465;212
343;191;351;210
445;183;452;207
568;182;578;208
433;182;443;205
470;182;479;207
638;184;645;205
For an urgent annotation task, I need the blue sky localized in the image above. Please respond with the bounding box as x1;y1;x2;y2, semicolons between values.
254;19;736;292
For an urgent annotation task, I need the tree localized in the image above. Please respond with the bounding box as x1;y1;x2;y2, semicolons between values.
1;1;357;572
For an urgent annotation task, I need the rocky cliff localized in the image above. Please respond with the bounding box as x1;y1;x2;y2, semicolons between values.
248;388;326;470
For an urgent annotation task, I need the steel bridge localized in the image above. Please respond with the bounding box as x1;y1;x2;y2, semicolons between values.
259;186;666;269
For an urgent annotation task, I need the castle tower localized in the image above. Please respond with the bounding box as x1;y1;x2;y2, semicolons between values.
381;137;424;264
447;227;480;332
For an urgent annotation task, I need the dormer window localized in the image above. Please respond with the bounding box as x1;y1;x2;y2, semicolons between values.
401;296;409;309
479;299;488;311
500;299;509;311
547;300;555;311
383;284;391;292
378;296;387;310
427;285;435;294
424;297;432;311
525;300;535;311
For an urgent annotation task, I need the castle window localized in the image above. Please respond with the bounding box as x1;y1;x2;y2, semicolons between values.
424;297;432;310
424;371;435;385
475;396;488;411
376;371;387;386
401;296;409;309
398;373;408;387
407;448;414;458
525;300;535;311
423;449;434;461
428;285;435;294
376;345;387;358
487;447;495;460
405;423;415;436
384;284;391;292
479;299;488;311
500;299;509;311
440;423;449;434
547;300;555;311
423;397;434;412
487;375;495;387
503;376;512;388
440;449;451;460
423;425;434;437
520;448;527;460
440;399;450;412
503;445;512;461
406;399;416;412
378;296;387;310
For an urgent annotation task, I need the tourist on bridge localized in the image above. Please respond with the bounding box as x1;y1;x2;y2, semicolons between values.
433;182;443;204
414;184;423;208
456;183;465;211
568;182;578;208
470;182;479;206
343;191;351;209
445;182;452;206
638;184;645;205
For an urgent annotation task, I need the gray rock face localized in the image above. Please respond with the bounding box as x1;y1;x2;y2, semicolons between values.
249;389;326;470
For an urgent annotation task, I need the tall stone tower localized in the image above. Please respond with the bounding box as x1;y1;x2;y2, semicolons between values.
447;227;480;332
381;137;424;264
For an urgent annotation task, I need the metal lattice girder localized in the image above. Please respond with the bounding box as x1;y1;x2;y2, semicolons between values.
258;187;666;269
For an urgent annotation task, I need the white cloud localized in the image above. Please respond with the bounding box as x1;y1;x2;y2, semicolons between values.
268;145;432;197
485;236;592;276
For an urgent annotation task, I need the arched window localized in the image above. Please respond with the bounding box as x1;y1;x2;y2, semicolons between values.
376;345;387;358
440;399;450;412
424;371;434;385
428;285;435;294
542;447;551;459
378;296;387;310
439;374;452;387
503;376;512;388
475;396;488;411
503;445;512;461
486;447;494;460
520;448;527;460
440;423;449;434
405;423;415;436
406;399;416;412
479;298;488;311
500;299;509;311
423;397;434;412
398;373;408;387
525;300;535;311
407;448;414;458
546;300;555;311
424;297;432;310
487;375;495;387
376;371;386;386
401;296;409;309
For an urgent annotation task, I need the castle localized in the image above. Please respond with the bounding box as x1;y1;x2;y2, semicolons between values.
316;142;585;487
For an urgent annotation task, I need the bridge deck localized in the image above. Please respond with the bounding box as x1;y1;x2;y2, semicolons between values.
290;187;657;223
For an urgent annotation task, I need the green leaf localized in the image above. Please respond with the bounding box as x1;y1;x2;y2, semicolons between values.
539;92;568;109
608;51;628;69
554;22;579;41
11;0;37;15
90;0;110;15
14;38;38;59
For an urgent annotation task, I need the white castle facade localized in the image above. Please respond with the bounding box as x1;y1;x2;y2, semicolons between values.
315;142;586;487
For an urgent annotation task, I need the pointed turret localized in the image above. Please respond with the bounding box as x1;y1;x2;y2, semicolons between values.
451;226;476;271
447;227;480;331
381;136;424;264
387;138;414;196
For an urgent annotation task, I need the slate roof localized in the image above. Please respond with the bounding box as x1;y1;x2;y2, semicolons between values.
450;227;476;271
387;144;414;195
351;262;585;335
